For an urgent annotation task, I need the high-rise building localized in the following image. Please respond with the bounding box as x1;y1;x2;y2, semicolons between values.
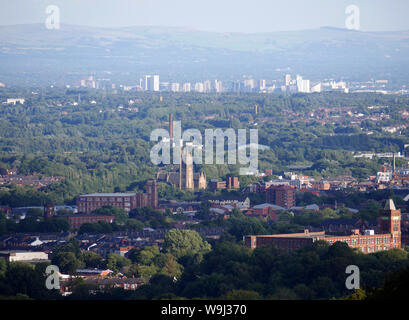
145;75;160;91
266;185;296;209
303;79;310;93
144;75;151;91
182;82;191;92
80;75;96;89
171;82;180;92
243;79;255;92
214;80;223;93
194;82;204;92
285;74;292;86
296;75;310;93
232;81;241;93
259;79;266;91
152;75;160;91
203;80;211;93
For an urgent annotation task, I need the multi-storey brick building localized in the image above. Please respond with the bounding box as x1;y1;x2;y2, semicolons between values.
227;176;240;189
265;185;296;209
77;193;138;214
244;199;401;254
77;180;159;214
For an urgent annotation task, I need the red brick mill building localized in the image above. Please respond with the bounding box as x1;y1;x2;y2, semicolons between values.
244;199;402;254
77;180;158;214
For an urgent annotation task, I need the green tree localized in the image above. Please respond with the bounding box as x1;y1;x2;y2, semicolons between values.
51;251;84;274
221;289;261;300
163;229;211;260
106;254;131;273
81;251;103;269
0;258;6;277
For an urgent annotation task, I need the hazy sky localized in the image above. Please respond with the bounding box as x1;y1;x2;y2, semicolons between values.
1;0;409;33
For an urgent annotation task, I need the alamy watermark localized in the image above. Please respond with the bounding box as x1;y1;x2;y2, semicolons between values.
345;265;360;290
45;5;60;30
45;265;60;290
345;5;360;31
150;121;259;175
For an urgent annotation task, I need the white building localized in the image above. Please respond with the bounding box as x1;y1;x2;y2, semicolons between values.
243;79;255;92
171;82;180;92
160;82;170;91
203;80;212;93
311;83;322;93
194;82;204;92
214;80;223;93
0;250;49;262
145;75;160;91
296;75;310;93
182;82;191;92
259;79;266;91
285;74;292;86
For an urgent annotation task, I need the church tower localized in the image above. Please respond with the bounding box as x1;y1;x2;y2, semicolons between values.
185;143;194;191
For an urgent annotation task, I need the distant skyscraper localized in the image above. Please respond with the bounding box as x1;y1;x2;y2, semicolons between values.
171;82;180;92
152;75;160;91
232;81;241;93
144;75;151;91
194;82;204;92
80;75;96;88
259;79;266;91
303;79;310;93
243;79;255;92
182;82;191;92
285;74;292;86
296;75;310;93
145;75;160;91
214;80;223;93
203;80;211;93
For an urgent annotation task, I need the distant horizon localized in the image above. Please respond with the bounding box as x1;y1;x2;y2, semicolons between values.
1;22;409;34
1;0;409;33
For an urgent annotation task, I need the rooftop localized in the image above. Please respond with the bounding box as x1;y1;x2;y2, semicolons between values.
79;193;136;197
384;198;397;211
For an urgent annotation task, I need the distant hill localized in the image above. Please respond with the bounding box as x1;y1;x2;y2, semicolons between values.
1;24;409;86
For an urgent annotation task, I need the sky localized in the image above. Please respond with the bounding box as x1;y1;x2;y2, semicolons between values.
0;0;409;33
